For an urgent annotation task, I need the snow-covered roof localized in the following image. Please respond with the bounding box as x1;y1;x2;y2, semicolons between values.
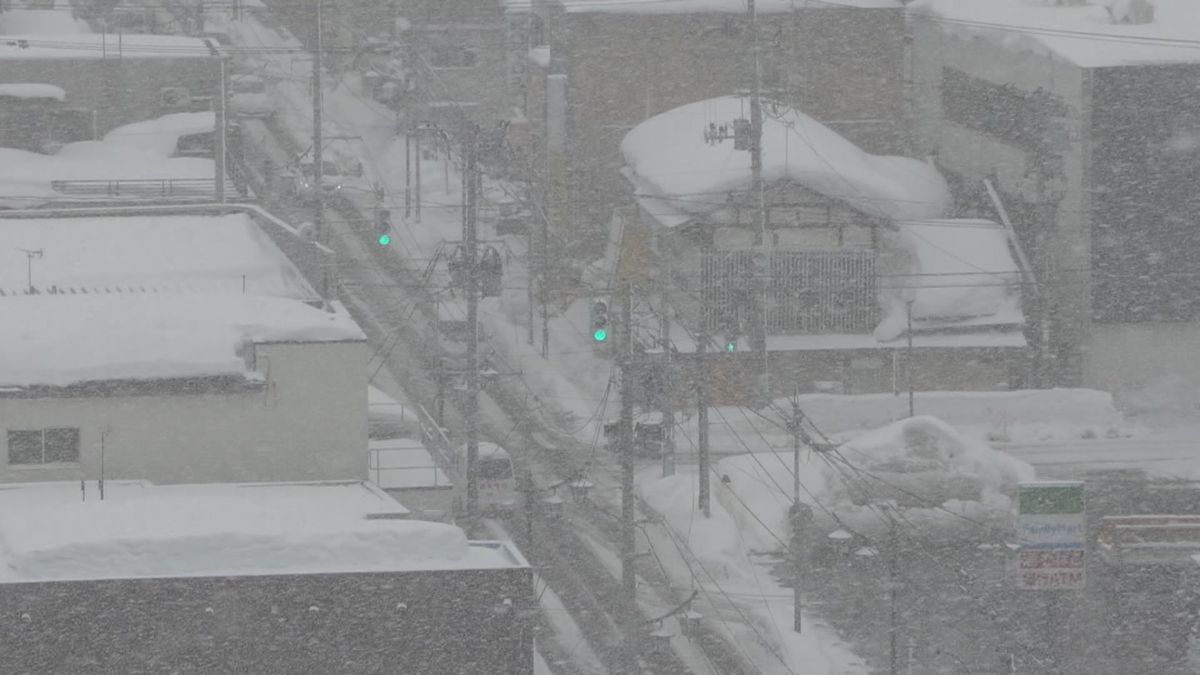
874;219;1024;342
0;481;526;583
556;0;900;14
0;33;216;59
0;293;364;388
622;96;950;227
910;0;1200;68
0;82;65;100
0;213;314;299
103;111;216;158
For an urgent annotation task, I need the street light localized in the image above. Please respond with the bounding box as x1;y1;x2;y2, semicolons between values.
16;248;42;295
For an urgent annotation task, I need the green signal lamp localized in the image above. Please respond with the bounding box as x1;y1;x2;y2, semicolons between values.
725;341;736;353
593;328;608;343
377;234;391;246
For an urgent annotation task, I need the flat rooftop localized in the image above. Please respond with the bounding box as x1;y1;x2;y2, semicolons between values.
0;33;217;59
0;481;526;583
910;0;1200;68
0;213;314;299
0;293;364;388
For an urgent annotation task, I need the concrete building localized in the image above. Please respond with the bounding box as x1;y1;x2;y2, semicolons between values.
0;480;534;675
908;0;1200;395
0;211;365;485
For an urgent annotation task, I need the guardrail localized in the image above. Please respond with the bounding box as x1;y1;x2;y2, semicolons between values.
50;178;247;200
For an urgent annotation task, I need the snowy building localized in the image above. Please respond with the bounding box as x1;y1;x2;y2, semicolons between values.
0;211;366;485
623;95;1028;398
908;0;1200;395
0;33;222;150
0;480;534;675
507;0;909;243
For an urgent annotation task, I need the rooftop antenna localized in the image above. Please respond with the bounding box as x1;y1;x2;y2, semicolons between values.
16;248;43;295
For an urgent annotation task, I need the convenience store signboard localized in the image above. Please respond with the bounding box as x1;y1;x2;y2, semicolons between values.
1016;481;1085;590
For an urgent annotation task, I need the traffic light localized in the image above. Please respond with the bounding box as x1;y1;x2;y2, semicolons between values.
724;335;737;353
590;300;609;343
376;209;391;246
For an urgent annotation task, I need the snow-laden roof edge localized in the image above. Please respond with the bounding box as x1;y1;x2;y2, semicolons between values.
622;96;950;226
0;82;65;100
546;0;901;15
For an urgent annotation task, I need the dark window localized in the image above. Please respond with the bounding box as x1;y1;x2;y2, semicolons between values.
7;428;80;465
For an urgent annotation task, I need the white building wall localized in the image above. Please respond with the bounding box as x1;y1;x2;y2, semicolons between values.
0;341;368;485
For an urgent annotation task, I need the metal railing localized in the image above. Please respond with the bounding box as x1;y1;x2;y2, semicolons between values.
50;178;247;200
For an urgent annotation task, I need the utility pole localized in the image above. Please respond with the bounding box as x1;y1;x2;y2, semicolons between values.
464;122;481;518
888;506;900;675
540;190;551;358
906;299;915;418
618;282;637;601
403;115;411;218
659;286;675;477
311;0;323;248
747;0;769;403
414;125;422;223
697;327;710;517
215;56;227;203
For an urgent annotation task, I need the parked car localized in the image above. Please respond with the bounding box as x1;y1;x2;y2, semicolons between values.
229;75;273;119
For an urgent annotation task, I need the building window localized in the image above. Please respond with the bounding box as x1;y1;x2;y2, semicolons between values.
7;428;80;465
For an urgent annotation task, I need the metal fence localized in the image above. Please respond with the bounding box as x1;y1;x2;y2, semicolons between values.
50;178;246;201
701;248;877;335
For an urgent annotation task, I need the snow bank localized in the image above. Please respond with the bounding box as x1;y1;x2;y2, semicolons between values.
0;146;214;206
104;111;216;158
910;0;1200;67
622;95;950;225
561;0;899;14
0;294;364;388
0;82;65;100
875;219;1023;341
0;484;509;582
0;213;312;299
639;467;868;675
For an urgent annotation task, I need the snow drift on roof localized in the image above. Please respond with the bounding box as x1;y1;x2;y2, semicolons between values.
875;219;1023;342
910;0;1200;67
0;82;65;100
104;111;216;158
0;294;364;388
0;213;313;299
0;146;214;207
0;482;516;582
622;96;950;226
559;0;899;14
0;9;91;35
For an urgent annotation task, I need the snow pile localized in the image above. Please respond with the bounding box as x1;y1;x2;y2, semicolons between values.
0;294;364;388
874;219;1023;341
832;416;1034;514
0;82;65;100
103;111;216;158
0;491;495;582
0;146;214;207
909;0;1200;67
561;0;899;14
622;95;950;226
0;213;312;299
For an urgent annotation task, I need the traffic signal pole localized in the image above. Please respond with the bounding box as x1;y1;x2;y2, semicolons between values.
464;123;481;519
618;283;637;601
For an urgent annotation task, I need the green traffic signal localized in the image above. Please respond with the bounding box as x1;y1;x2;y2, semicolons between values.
593;328;608;343
725;341;736;353
377;234;391;246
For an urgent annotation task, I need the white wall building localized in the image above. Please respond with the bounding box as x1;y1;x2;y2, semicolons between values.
0;211;367;484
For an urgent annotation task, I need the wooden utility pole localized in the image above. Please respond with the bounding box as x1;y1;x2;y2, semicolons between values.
906;300;915;418
464;123;481;518
659;286;675;477
791;398;803;633
618;282;637;601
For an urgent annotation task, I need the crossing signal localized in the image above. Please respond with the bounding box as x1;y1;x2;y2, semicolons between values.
590;300;609;343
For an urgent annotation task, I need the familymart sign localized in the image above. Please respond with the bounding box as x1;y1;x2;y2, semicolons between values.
1016;481;1086;590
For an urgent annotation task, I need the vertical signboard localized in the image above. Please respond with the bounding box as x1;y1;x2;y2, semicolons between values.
1016;481;1086;590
